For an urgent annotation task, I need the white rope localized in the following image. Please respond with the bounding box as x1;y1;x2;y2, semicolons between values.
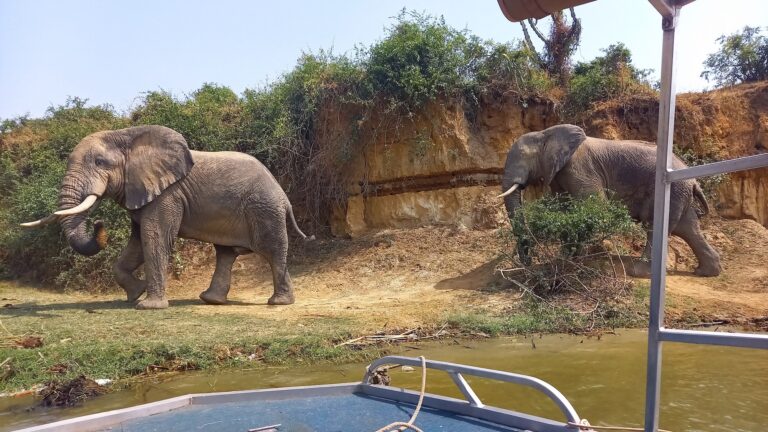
373;356;427;432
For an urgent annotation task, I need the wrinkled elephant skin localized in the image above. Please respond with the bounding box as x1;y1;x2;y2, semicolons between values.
500;124;721;277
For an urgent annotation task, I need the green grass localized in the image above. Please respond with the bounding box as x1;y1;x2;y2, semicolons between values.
0;283;383;393
447;296;648;337
0;276;648;394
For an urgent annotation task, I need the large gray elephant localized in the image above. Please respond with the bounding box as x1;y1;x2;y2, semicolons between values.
21;125;311;309
498;124;721;277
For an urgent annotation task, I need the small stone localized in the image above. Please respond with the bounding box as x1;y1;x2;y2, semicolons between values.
401;366;415;372
94;379;112;386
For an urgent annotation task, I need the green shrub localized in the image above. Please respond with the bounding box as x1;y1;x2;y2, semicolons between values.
366;10;481;113
510;194;637;256
0;99;129;287
502;194;640;296
472;43;554;96
566;43;654;117
131;84;242;152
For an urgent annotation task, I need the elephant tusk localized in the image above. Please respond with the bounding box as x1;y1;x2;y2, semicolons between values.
20;213;60;228
497;183;520;198
54;194;99;216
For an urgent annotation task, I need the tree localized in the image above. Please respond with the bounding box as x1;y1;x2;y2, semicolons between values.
701;26;768;88
520;8;582;86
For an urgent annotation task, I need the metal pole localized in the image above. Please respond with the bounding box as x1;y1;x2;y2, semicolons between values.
643;6;679;432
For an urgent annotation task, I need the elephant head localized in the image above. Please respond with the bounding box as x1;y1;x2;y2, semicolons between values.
21;125;194;256
498;124;586;220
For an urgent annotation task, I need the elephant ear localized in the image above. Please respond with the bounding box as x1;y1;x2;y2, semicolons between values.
123;127;194;210
540;124;586;185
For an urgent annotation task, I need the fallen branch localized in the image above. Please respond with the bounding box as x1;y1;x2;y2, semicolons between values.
334;326;449;348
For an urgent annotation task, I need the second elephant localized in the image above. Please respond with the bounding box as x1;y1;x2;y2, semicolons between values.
498;124;721;277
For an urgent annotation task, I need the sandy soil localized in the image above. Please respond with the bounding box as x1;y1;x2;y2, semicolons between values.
163;216;768;330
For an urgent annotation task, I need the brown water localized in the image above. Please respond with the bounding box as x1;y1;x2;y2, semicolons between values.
2;329;766;431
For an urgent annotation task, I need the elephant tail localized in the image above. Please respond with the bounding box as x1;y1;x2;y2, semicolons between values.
286;204;315;241
693;183;710;218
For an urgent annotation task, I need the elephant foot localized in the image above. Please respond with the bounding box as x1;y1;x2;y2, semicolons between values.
199;290;228;305
627;260;652;278
136;297;169;310
267;292;295;306
125;284;146;303
694;265;721;277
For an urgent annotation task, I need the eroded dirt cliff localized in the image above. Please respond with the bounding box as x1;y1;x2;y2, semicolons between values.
323;93;556;236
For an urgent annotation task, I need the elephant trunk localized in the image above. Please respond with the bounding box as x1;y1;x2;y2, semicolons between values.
503;187;532;265
58;176;106;257
503;188;522;222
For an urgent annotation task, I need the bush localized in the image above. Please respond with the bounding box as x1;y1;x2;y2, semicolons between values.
501;194;640;296
701;26;768;88
566;43;654;117
366;10;482;114
472;43;553;96
0;99;129;286
131;84;242;152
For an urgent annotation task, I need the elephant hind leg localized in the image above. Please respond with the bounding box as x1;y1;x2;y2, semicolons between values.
200;245;238;305
113;222;147;303
253;229;295;306
672;208;722;277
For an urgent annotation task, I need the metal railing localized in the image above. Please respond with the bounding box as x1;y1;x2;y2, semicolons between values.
644;1;768;431
364;355;582;425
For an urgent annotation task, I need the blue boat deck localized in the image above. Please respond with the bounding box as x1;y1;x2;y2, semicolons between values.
111;393;522;432
21;358;579;432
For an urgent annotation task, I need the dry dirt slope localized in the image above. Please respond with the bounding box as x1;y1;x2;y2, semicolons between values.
164;216;768;330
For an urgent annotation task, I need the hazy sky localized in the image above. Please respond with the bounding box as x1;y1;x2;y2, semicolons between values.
1;0;766;119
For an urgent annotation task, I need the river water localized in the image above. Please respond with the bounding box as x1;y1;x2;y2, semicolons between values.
2;329;766;431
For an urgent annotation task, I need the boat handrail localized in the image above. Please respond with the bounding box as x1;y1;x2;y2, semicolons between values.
363;355;581;424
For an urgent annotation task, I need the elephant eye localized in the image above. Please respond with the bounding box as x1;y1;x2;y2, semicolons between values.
95;157;108;167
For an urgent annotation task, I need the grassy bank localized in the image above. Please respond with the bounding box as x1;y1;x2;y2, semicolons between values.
0;282;386;394
0;278;648;394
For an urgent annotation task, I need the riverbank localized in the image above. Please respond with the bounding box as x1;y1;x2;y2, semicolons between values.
5;330;768;432
2;218;767;395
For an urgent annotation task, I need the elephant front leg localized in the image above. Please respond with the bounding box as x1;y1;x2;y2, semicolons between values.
136;208;180;310
199;245;238;305
113;222;146;303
